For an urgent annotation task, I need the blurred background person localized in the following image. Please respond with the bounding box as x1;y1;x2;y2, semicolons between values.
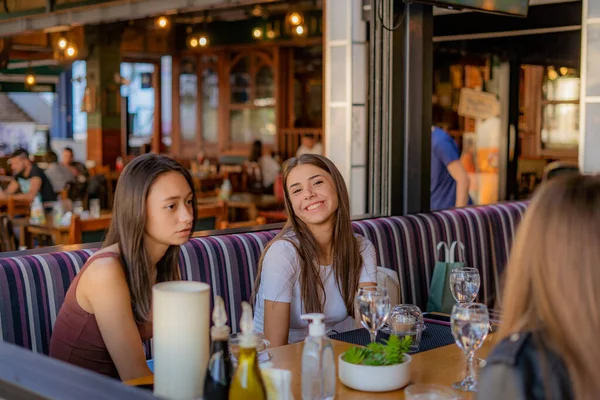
0;148;56;202
296;133;323;157
44;150;73;196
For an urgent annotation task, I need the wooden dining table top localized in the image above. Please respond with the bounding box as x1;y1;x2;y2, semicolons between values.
125;333;496;399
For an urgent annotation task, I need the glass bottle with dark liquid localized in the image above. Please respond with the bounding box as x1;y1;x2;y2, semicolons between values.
204;296;233;399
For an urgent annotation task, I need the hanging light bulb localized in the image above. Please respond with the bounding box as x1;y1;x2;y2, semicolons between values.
266;29;276;39
252;27;263;39
188;36;199;48
156;16;169;29
25;74;36;86
198;34;209;47
57;37;68;50
294;25;307;36
65;43;78;58
288;11;303;26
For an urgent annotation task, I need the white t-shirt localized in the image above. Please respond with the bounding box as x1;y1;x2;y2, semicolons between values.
259;155;281;188
253;233;378;344
296;142;324;157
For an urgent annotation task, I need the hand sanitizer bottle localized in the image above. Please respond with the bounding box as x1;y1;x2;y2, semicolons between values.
301;313;335;400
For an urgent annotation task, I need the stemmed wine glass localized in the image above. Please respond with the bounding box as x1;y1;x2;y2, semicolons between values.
449;267;481;305
355;286;391;343
451;303;489;392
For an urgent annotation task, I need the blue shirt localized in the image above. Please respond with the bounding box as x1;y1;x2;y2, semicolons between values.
430;127;466;210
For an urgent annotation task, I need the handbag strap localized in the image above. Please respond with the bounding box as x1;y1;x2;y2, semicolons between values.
449;241;466;263
436;242;450;262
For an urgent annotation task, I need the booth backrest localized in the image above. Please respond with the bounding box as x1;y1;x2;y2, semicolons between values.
0;201;527;355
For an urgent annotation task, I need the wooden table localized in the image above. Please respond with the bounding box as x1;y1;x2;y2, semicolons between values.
198;193;283;220
269;336;496;399
125;335;495;399
12;217;70;248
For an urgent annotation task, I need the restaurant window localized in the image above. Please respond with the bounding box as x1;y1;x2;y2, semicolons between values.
200;54;219;145
541;67;580;151
72;60;87;140
228;51;276;145
180;57;198;142
120;62;155;138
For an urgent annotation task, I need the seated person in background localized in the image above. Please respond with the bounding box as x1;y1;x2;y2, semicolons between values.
295;133;323;157
478;175;600;399
62;147;88;181
44;150;74;194
0;148;56;202
248;140;281;194
50;154;197;381
252;154;377;347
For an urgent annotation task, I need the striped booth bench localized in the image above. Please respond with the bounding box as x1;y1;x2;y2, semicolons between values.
0;201;527;355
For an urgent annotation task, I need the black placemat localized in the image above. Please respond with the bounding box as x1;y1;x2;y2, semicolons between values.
328;322;455;353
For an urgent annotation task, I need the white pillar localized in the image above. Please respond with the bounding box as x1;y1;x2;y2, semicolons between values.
580;0;600;172
324;0;368;215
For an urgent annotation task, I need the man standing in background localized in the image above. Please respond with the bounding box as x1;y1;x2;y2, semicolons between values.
430;126;471;210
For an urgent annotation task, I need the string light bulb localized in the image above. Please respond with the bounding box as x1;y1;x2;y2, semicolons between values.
25;74;36;86
156;16;169;29
188;37;199;48
294;25;306;36
252;27;263;39
198;35;209;47
65;43;78;58
288;11;303;26
57;37;68;50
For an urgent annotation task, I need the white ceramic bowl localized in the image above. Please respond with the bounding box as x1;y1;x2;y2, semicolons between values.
338;353;412;392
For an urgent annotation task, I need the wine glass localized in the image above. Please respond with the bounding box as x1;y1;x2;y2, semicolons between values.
355;286;391;343
451;303;489;392
449;267;480;305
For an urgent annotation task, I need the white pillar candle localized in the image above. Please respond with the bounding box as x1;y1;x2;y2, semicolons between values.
153;281;211;400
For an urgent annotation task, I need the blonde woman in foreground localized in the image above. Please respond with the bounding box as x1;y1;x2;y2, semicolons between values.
478;174;600;400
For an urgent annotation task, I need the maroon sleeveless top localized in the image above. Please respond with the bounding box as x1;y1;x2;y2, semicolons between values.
49;252;152;379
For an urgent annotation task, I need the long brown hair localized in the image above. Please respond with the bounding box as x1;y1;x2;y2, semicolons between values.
253;154;364;315
499;175;600;398
102;154;197;323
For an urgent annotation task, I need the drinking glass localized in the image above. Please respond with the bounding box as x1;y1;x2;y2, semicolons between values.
355;286;391;343
451;303;489;392
405;384;460;400
387;304;425;353
89;198;101;219
449;267;480;305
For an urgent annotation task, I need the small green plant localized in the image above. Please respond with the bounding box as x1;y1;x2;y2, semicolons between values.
342;335;412;366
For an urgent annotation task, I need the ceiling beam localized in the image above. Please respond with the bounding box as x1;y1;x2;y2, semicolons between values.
0;0;229;38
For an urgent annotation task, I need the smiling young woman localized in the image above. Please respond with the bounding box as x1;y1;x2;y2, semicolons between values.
252;154;377;347
49;154;197;381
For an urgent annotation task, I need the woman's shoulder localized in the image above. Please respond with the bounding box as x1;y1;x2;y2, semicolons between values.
480;331;573;400
81;247;125;282
353;234;375;251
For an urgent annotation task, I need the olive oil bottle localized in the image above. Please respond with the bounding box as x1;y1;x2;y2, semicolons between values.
203;296;233;400
229;302;266;400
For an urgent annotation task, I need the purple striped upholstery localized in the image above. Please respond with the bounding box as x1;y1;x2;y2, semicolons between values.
0;201;528;356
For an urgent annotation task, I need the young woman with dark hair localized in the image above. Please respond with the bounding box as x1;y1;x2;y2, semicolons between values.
252;154;377;347
50;154;197;381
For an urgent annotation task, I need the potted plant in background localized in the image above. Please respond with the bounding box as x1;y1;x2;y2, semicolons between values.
338;335;413;392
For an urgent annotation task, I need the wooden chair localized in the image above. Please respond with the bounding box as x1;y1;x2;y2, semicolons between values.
0;213;17;252
258;210;287;224
195;202;227;232
7;196;30;218
219;216;266;230
542;161;579;183
68;214;112;245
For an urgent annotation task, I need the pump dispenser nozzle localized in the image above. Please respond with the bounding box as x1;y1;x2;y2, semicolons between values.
300;313;326;337
210;296;230;340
